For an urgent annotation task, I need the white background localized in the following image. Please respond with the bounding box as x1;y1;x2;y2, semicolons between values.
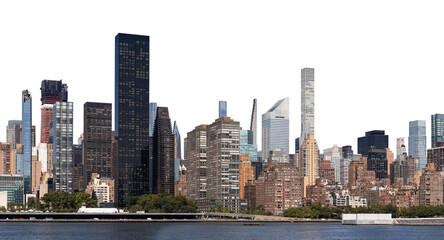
1;0;443;156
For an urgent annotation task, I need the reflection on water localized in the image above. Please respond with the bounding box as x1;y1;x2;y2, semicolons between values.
1;222;444;240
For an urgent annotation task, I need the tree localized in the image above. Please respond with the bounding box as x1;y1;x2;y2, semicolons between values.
125;193;197;213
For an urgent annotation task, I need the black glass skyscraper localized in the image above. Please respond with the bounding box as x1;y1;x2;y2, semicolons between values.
153;107;175;195
115;33;150;205
357;130;389;157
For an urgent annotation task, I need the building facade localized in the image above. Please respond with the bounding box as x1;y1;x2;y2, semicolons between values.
0;143;12;175
239;155;254;199
115;33;150;205
299;134;319;186
186;125;208;202
0;174;24;204
431;114;444;148
83;102;113;190
206;117;242;212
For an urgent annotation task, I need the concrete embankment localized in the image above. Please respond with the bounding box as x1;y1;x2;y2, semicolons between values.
342;214;444;225
0;212;340;223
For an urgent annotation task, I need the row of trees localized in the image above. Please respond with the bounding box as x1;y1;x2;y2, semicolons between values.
12;192;97;212
283;203;444;219
125;193;197;213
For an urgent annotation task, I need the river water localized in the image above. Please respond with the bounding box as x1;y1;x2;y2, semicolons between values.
1;222;444;239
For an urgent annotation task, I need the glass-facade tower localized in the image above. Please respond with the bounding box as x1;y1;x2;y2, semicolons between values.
21;90;32;194
409;120;427;170
262;97;289;162
431;114;444;148
219;101;227;118
53;101;73;193
115;33;150;205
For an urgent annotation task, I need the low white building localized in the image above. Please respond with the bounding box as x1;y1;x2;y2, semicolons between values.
0;191;7;209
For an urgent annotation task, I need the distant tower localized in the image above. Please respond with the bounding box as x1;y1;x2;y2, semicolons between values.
173;121;181;182
300;68;315;147
219;101;227;118
431;114;444;148
396;137;407;159
22;90;32;194
262;98;289;162
149;102;157;137
250;99;257;145
409;120;427;170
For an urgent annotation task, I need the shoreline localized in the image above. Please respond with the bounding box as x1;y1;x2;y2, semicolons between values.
0;218;341;223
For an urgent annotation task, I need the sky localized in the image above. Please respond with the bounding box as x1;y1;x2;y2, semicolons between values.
1;0;444;157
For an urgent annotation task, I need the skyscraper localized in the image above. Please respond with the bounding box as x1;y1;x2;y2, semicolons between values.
300;68;315;146
250;99;257;145
262;97;289;162
40;80;64;143
186;124;208;202
115;33;150;205
219;101;227;118
357;130;389;157
149;102;157;137
21;90;32;194
83;102;113;190
206;117;242;212
409;120;427;170
152;107;175;195
52;100;73;193
299;134;319;186
431;114;444;148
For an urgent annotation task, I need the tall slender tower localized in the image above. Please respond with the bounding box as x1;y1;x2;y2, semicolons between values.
173;121;181;182
409;120;427;170
115;33;150;205
300;68;315;147
250;99;257;145
52;84;73;193
22;90;32;194
262;98;289;162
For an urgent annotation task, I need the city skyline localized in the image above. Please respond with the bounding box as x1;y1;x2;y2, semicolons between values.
1;1;444;155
